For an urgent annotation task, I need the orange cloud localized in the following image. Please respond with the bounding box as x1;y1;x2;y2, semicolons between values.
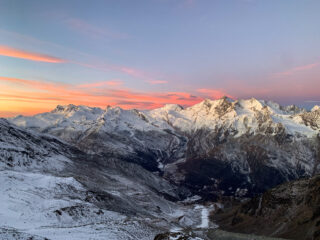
0;45;65;63
0;76;228;117
78;80;123;88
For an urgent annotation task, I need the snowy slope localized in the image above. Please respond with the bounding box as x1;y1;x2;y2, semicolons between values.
1;119;213;240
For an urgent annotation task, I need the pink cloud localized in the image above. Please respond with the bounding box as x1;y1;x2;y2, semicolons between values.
274;62;320;77
119;67;145;78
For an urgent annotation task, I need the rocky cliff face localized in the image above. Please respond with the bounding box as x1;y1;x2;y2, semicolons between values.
211;174;320;240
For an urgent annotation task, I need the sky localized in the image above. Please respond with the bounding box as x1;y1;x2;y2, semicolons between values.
0;0;319;117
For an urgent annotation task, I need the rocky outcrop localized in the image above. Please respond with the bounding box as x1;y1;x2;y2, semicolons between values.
211;174;320;240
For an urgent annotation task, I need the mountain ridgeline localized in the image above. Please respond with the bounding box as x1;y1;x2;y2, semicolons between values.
10;97;320;199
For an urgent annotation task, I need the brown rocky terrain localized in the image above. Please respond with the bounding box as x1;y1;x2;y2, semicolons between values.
211;174;320;240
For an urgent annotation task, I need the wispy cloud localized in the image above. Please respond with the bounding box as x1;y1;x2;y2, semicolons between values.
65;18;128;39
0;29;167;85
72;61;170;84
0;76;228;117
0;45;65;63
274;62;320;77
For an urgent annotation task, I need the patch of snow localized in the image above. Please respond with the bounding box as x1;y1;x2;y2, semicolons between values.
194;205;209;228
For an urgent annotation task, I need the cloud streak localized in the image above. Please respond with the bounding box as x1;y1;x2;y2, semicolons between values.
0;30;168;85
274;62;320;77
72;61;170;84
0;45;65;63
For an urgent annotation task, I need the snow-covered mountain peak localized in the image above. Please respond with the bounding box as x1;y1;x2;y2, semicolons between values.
98;106;166;133
11;104;104;130
52;104;78;113
282;104;305;114
9;98;320;142
52;104;104;115
104;106;123;114
221;95;235;102
185;97;233;115
103;106;146;121
149;98;318;137
312;105;320;112
236;98;264;111
162;104;184;112
190;98;215;109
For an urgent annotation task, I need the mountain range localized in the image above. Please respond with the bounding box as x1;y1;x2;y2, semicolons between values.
1;97;320;239
10;97;320;197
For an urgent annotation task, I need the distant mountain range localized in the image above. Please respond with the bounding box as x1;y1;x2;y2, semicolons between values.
10;97;320;198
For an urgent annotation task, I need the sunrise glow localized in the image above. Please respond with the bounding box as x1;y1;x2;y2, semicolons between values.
0;0;319;116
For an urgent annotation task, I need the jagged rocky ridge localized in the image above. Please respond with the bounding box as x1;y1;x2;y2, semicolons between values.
10;98;320;198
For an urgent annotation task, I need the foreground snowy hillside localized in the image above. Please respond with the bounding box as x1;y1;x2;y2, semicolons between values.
0;118;215;240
